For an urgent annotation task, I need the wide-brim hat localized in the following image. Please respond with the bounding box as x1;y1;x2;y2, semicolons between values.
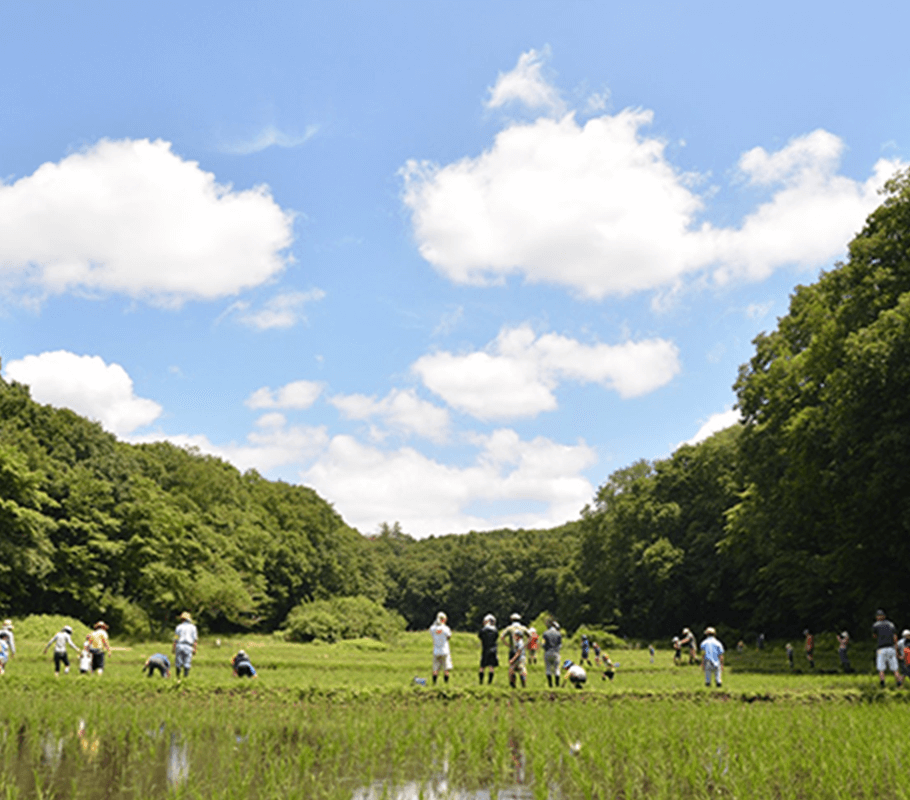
510;613;521;621
94;621;109;630
704;627;716;636
179;611;193;621
3;619;12;628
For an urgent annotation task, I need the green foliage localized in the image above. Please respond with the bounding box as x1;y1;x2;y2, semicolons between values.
281;595;406;643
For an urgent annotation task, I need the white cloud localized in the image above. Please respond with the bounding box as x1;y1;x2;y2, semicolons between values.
128;422;330;475
0;138;294;306
221;124;319;155
330;388;450;443
403;60;904;300
3;351;162;435
677;408;741;449
245;380;324;410
301;429;596;536
486;48;565;115
232;289;326;330
412;324;680;419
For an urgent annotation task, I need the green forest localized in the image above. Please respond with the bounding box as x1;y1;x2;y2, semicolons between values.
3;170;910;643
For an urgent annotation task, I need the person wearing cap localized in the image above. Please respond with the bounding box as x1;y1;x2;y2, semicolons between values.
542;619;562;688
700;627;724;688
837;631;852;673
579;634;593;667
872;609;902;688
87;622;112;675
173;611;198;679
143;653;171;678
231;650;257;678
563;659;587;689
43;624;81;676
1;620;15;658
430;611;452;686
478;614;499;685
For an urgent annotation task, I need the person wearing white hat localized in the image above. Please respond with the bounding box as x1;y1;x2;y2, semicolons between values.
173;611;198;679
478;614;498;685
43;624;81;676
699;627;724;688
837;631;852;673
500;613;529;687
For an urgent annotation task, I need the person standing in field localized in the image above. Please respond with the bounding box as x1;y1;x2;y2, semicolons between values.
173;611;198;679
679;628;696;664
430;611;452;686
527;627;540;665
1;620;15;658
785;642;794;669
79;636;92;674
87;621;112;675
803;629;815;669
43;624;81;676
143;653;171;678
500;613;528;686
508;628;528;688
700;627;724;688
0;631;10;675
672;636;682;665
478;614;498;685
837;631;852;673
542;620;562;688
873;609;903;688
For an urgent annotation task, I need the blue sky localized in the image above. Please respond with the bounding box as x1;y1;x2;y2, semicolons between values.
1;1;907;537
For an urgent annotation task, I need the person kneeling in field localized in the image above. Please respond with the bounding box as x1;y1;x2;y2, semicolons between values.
143;653;171;678
563;659;587;689
232;650;257;678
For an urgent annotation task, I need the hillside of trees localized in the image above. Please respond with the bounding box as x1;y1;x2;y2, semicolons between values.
2;169;908;642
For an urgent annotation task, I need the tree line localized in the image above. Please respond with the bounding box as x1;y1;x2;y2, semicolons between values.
2;169;908;642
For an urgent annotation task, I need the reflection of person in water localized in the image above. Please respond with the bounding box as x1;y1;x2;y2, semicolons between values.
232;650;257;678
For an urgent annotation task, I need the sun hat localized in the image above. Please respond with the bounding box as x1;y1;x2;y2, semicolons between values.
94;621;108;629
483;614;496;625
63;625;73;634
903;630;910;639
704;627;716;636
510;612;521;621
435;611;447;624
3;619;12;628
563;659;573;669
179;611;193;621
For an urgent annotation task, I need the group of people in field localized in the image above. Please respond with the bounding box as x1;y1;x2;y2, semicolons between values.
430;611;618;690
0;611;257;680
670;626;725;687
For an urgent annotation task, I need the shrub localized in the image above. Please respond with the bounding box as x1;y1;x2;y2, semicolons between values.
281;595;406;644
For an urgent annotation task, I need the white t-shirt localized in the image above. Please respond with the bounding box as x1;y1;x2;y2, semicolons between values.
431;623;451;656
175;621;198;646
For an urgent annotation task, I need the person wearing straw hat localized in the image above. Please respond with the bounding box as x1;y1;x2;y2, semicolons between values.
173;611;198;679
699;627;724;688
43;624;81;676
87;622;112;675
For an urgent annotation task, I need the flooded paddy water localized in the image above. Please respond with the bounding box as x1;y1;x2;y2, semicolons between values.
2;684;910;799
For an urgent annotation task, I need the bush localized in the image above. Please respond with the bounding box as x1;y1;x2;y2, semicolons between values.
281;596;406;644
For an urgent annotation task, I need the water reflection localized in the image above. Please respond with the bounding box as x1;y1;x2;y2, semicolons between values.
351;781;536;800
166;734;190;789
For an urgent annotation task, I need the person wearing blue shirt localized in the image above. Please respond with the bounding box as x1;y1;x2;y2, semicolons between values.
700;627;725;688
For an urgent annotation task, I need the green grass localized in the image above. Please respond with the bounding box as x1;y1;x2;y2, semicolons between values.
1;625;907;799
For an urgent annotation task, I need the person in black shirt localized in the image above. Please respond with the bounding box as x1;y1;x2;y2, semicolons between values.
478;614;498;685
872;609;902;688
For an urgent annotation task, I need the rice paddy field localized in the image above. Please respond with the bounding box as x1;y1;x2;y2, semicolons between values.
2;620;909;799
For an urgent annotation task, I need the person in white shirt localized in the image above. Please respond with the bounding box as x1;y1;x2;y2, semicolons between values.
172;611;198;678
43;624;81;676
430;611;452;686
563;659;587;689
1;620;15;657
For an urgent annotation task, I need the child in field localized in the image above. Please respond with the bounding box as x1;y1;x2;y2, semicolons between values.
79;637;92;675
508;630;528;688
672;636;682;665
527;628;539;665
579;635;592;667
601;652;616;681
592;641;602;665
231;650;257;678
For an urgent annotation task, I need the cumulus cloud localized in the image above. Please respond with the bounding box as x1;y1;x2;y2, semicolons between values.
403;52;904;300
245;380;324;410
486;48;564;115
329;388;450;443
3;351;162;435
0;138;294;306
412;324;680;419
301;429;596;536
677;408;741;449
230;288;326;330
